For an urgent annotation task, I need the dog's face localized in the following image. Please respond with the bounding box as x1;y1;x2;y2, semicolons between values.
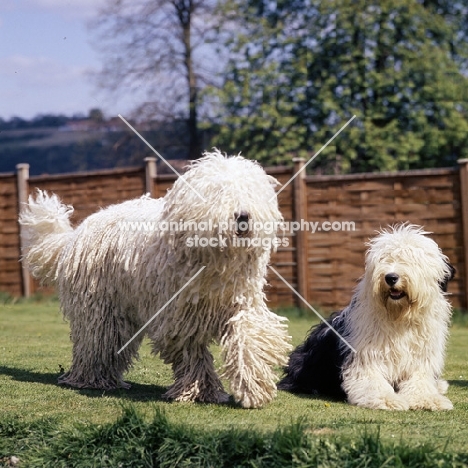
372;260;414;318
366;225;455;320
161;151;283;251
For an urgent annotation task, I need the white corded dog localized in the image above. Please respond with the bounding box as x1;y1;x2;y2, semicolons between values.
19;150;291;409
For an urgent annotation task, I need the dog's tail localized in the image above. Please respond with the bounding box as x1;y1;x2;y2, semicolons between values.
19;190;74;284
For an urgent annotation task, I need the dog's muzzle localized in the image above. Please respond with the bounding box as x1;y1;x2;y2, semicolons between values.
385;273;399;286
235;211;250;237
384;273;406;300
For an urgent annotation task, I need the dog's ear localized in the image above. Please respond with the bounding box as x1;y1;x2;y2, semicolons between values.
439;262;456;293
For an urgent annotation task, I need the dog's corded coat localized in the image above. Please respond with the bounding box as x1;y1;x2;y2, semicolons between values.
20;150;292;409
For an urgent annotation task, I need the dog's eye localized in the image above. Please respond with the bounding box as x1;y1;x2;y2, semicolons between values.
235;211;250;236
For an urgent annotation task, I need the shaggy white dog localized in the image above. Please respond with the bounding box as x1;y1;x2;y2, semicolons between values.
19;150;291;409
279;224;455;410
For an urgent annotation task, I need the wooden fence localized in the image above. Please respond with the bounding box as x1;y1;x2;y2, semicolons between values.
1;158;468;311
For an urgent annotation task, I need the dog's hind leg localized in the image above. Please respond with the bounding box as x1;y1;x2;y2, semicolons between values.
160;343;228;404
58;302;143;391
220;306;291;409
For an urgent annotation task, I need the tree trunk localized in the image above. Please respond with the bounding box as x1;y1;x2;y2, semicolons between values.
176;0;201;160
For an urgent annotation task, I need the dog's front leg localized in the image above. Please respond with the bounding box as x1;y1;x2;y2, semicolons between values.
342;362;410;410
220;307;291;409
397;373;453;410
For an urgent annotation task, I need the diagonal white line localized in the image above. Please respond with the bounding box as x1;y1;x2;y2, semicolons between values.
118;114;206;202
272;115;356;201
117;266;206;354
268;265;356;353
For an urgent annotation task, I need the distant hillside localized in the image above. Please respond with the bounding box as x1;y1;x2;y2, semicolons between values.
0;113;196;176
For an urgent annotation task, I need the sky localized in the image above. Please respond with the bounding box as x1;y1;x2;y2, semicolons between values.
0;0;136;120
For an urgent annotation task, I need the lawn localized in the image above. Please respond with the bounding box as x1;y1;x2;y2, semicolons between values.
1;299;468;466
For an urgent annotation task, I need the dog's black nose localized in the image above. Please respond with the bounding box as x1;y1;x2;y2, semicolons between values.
385;273;399;286
235;211;249;236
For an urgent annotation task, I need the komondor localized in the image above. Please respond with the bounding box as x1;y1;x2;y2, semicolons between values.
278;224;455;410
19;149;291;409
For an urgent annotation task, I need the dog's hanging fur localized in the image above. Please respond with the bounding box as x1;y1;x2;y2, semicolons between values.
279;224;455;411
19;150;292;408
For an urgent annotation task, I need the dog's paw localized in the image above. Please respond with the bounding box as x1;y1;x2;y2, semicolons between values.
233;384;275;409
378;395;410;411
232;381;277;409
354;394;409;411
118;380;132;390
408;394;453;411
237;394;268;409
164;381;230;405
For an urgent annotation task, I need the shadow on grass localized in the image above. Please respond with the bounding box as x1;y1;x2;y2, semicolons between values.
277;388;347;404
448;379;468;389
74;382;169;402
0;365;168;402
0;365;239;406
0;365;58;386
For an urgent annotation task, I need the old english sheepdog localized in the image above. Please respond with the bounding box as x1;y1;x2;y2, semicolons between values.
19;150;292;409
278;224;455;410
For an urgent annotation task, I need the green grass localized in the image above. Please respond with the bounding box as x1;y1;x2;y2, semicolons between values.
1;301;468;466
3;407;468;468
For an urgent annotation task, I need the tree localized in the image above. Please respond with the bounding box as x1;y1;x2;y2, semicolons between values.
208;0;468;172
88;108;104;123
89;0;220;160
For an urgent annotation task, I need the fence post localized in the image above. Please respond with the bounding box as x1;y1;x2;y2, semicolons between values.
458;159;468;310
293;158;308;308
16;163;31;298
144;157;157;197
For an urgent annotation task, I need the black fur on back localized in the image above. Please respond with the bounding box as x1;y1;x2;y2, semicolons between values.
439;262;456;293
279;261;455;401
277;311;351;400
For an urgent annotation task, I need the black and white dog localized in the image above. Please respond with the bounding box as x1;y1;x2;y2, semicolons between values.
278;225;456;410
